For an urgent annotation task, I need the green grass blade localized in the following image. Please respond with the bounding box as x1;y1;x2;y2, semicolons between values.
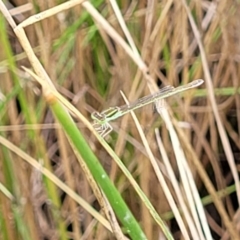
49;98;148;240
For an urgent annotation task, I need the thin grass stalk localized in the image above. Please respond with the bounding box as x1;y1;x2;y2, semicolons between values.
0;11;68;240
181;1;239;238
0;134;112;230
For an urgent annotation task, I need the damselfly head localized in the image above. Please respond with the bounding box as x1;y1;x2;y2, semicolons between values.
91;112;104;121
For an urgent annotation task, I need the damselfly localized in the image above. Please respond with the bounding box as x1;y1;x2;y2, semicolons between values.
91;79;204;137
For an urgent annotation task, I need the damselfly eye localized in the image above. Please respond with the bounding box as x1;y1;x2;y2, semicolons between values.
91;112;100;119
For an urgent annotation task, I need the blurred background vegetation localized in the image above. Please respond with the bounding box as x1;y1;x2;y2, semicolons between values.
0;0;240;239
